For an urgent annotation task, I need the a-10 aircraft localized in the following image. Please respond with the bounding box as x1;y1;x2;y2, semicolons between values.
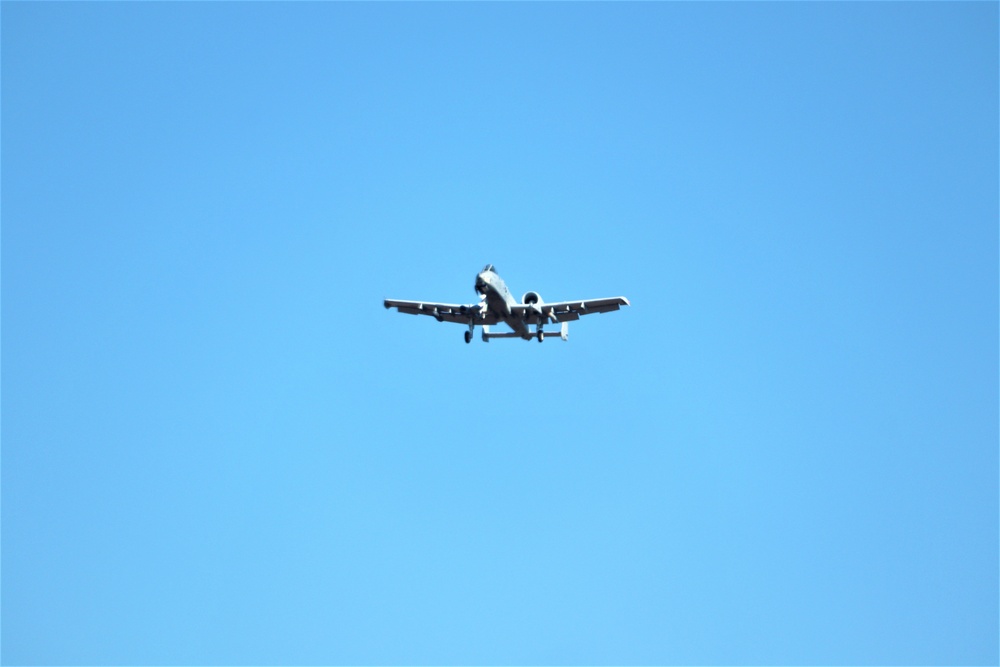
384;264;630;343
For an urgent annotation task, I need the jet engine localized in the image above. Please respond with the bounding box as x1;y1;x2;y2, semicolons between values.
521;291;544;305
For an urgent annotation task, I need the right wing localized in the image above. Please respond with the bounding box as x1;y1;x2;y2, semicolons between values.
383;299;499;325
510;296;630;324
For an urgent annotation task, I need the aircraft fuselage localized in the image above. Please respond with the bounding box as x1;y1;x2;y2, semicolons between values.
475;267;532;339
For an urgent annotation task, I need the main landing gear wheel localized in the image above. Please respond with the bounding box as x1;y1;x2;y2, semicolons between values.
464;330;472;344
537;330;544;343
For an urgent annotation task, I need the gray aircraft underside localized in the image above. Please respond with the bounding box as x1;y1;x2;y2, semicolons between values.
384;265;630;343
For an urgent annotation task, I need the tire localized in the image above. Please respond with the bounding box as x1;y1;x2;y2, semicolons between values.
464;331;472;344
537;331;544;343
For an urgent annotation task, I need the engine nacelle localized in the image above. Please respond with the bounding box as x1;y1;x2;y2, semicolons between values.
521;291;544;306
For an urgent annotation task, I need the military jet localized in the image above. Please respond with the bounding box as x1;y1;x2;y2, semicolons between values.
384;264;630;343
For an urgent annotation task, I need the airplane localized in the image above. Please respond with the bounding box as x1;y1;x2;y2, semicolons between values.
384;264;630;343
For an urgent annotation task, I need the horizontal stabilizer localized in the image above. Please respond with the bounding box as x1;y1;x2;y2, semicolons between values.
482;331;526;339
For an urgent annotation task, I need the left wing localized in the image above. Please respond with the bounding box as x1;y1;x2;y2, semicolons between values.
383;299;499;325
510;296;630;325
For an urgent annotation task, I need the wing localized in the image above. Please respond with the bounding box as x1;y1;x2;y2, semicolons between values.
510;296;630;325
383;299;499;325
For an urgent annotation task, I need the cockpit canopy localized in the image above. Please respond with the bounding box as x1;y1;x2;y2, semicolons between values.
481;264;495;273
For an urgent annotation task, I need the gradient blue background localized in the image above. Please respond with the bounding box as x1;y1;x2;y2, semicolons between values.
3;3;997;665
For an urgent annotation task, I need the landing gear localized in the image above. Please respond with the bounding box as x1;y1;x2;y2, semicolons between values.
464;330;472;344
537;328;544;343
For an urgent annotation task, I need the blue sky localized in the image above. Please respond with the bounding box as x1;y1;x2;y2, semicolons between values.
2;3;997;665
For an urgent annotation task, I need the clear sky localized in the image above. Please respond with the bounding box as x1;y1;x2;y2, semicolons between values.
2;2;997;665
